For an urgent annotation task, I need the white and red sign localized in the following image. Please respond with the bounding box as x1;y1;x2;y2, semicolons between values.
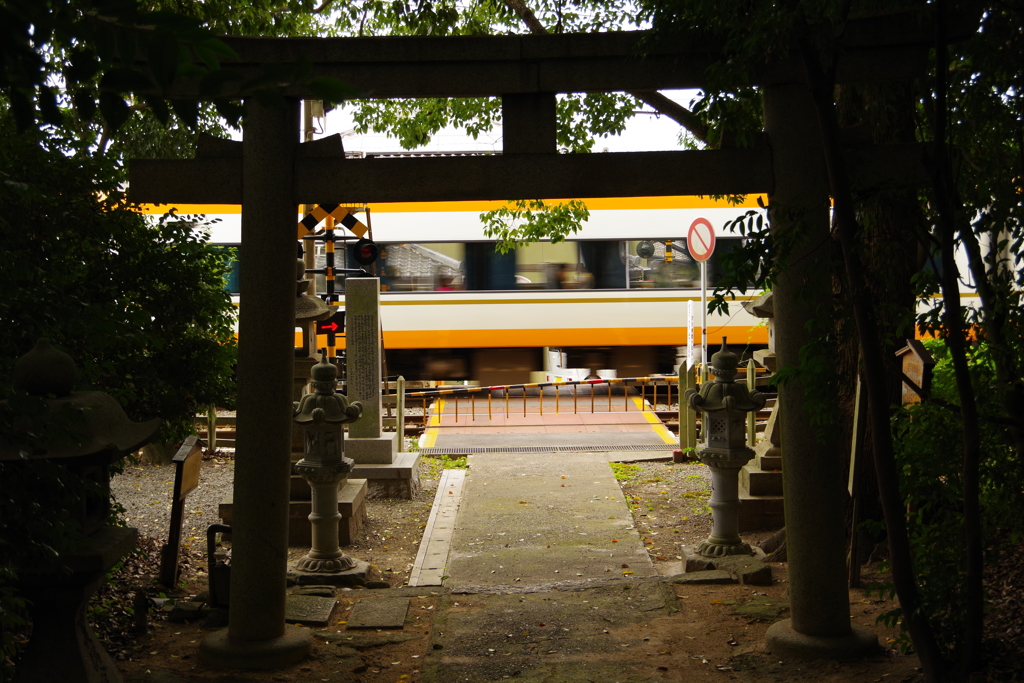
687;217;716;262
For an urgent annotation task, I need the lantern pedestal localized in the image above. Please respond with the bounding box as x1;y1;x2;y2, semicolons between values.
695;455;754;557
14;527;138;683
293;460;357;573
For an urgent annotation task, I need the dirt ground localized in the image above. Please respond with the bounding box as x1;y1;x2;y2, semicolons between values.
74;454;947;682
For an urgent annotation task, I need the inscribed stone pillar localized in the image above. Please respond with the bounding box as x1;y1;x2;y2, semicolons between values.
344;277;398;464
761;83;869;655
200;97;310;667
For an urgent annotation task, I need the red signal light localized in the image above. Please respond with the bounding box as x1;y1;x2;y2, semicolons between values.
352;238;379;265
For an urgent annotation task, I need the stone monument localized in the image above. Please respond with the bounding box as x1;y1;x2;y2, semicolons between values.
344;277;420;498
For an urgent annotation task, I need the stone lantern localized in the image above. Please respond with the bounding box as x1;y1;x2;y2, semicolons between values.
685;338;766;557
292;352;363;573
1;339;161;683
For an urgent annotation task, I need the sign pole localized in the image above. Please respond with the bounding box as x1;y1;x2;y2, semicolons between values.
687;216;716;382
686;301;694;369
701;260;708;379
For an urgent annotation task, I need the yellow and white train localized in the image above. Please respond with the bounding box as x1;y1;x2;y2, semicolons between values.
141;195;770;384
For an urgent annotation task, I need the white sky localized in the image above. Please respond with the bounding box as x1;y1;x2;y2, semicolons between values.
317;89;700;154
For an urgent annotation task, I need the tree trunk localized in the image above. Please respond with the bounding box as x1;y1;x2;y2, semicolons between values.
931;5;984;671
833;80;923;556
798;36;947;683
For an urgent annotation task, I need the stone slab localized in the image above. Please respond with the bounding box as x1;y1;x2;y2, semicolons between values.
682;546;773;585
284;594;337;626
346;432;399;464
346;598;410;629
672;569;736;584
290;585;337;598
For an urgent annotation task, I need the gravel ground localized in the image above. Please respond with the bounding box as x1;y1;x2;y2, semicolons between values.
113;452;234;570
108;445;720;590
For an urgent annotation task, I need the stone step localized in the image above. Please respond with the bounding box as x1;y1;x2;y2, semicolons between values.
352;451;422;499
740;462;783;497
219;478;369;546
737;492;785;532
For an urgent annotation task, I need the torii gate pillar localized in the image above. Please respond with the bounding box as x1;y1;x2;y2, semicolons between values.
761;84;877;659
199;98;312;667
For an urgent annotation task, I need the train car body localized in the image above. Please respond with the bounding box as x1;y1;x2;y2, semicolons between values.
142;195;772;384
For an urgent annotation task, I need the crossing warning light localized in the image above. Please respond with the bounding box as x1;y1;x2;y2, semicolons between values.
352;238;379;265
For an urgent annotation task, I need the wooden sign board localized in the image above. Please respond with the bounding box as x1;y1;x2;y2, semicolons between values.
159;436;206;587
896;339;935;404
174;438;203;500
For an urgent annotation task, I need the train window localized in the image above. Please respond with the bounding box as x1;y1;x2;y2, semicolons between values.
627;238;751;289
367;238;753;292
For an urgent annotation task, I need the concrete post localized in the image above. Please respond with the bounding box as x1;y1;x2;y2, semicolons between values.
200;97;311;668
761;84;876;658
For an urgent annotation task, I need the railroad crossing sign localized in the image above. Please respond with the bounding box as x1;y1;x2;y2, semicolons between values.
687;217;716;262
297;204;368;239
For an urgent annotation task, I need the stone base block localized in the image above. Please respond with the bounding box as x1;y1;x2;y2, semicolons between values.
219;479;368;547
765;619;879;660
737;492;785;532
287;559;378;588
753;349;777;372
199;624;311;669
346;433;399;464
352;451;421;499
740;462;783;496
755;440;782;471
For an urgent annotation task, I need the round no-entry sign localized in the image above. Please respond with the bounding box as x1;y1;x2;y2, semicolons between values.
687;217;716;262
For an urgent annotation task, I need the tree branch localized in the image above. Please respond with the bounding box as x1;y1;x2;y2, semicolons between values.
502;0;709;144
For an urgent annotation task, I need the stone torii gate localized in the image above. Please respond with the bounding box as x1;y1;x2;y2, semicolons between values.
130;19;933;667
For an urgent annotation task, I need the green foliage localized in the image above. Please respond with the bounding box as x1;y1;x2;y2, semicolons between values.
890;340;1024;657
333;1;649;152
1;0;340;133
0;112;238;445
481;199;590;254
0;566;28;682
423;453;468;477
609;462;640;481
708;208;773;316
351;97;502;150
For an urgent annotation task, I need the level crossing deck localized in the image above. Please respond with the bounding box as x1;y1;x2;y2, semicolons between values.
409;386;679;587
418;385;678;454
